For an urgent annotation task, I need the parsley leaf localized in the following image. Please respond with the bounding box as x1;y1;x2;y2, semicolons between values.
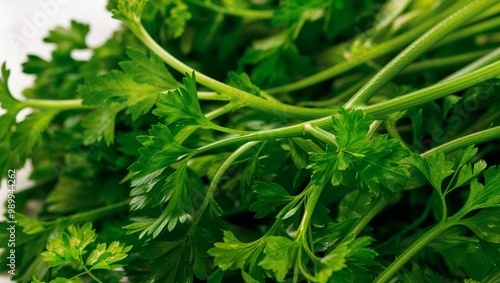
41;223;131;281
85;241;132;270
273;0;330;27
250;182;294;218
460;208;500;243
463;166;500;211
208;231;267;281
0;64;23;139
119;47;180;89
131;163;195;238
165;1;192;38
43;20;89;52
404;151;455;193
128;123;192;180
310;109;410;194
259;236;298;282
152;72;213;128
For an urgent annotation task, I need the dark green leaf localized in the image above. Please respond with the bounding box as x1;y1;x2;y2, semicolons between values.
250;182;294;218
464;166;500;211
461;208;500;243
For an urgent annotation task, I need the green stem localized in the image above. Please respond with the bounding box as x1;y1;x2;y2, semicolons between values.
385;120;410;149
302;49;490;108
344;0;498;108
266;0;474;95
432;16;500;51
198;91;231;101
184;0;274;19
361;59;500;118
192;58;500;155
80;254;103;283
441;46;500;82
335;196;388;248
130;21;334;119
460;110;500;137
421;126;500;158
189;141;260;232
303;123;338;147
22;99;93;111
209;123;252;135
175;101;243;143
295;177;328;241
399;49;492;77
69;271;87;281
373;222;453;283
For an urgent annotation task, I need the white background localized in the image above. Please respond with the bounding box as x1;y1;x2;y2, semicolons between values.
0;1;121;281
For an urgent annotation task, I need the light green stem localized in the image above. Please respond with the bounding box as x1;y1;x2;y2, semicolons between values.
266;0;474;95
373;222;453;283
432;16;500;51
361;59;500;118
441;46;500;81
421;126;500;158
345;0;499;108
189;141;260;232
130;21;335;119
22;99;93;111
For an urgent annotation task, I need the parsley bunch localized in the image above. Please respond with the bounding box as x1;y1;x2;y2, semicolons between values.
1;0;500;282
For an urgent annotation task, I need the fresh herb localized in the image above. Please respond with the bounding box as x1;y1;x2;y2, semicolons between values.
1;0;500;282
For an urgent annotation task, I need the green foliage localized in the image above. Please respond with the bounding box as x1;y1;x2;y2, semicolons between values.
1;1;500;283
38;223;131;282
310;109;411;194
153;72;213;127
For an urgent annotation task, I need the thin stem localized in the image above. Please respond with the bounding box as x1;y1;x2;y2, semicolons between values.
175;101;243;143
266;0;474;95
189;141;260;232
334;196;388;248
184;0;274;19
432;16;500;51
303;123;338;148
460;110;500;137
345;0;499;108
441;46;500;82
130;22;335;119
361;59;500;118
385;120;410;149
22;99;94;111
373;222;453;283
421;126;500;158
295;179;328;241
400;49;492;77
209;123;252;135
80;254;103;283
198;91;230;101
69;271;87;281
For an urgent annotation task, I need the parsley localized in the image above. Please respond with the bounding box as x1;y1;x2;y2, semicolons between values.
2;0;500;282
